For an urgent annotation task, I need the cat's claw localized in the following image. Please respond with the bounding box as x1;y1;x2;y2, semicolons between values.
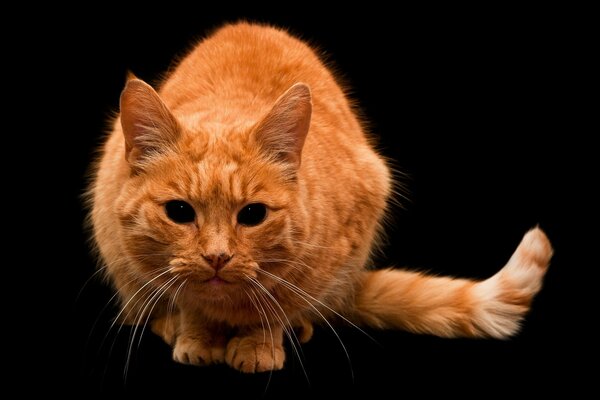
173;335;225;366
225;336;285;373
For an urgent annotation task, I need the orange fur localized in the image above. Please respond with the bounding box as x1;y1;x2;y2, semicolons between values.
90;22;553;373
355;228;552;338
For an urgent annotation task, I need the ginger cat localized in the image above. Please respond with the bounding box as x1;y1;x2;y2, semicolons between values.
90;22;553;373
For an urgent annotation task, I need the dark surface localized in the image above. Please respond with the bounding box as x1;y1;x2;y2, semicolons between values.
44;7;590;396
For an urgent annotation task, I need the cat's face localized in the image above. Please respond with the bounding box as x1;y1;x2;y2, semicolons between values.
115;79;311;305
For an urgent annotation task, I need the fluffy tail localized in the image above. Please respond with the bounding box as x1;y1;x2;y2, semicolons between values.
354;228;553;338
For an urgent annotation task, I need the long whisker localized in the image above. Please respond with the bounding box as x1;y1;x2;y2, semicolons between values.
244;287;268;345
137;276;179;348
136;276;180;351
124;282;167;377
124;275;179;379
98;267;173;378
95;270;161;345
258;268;376;343
166;278;188;337
103;267;173;344
107;268;172;335
75;265;107;304
84;281;121;351
167;278;187;321
244;286;276;392
246;276;309;382
108;269;170;331
248;277;301;350
254;269;376;382
247;281;280;356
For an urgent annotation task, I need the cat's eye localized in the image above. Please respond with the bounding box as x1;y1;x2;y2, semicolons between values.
165;200;196;224
237;203;267;226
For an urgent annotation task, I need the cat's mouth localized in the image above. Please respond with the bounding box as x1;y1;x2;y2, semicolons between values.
191;272;242;287
182;275;235;296
168;259;258;288
204;276;231;285
183;273;232;285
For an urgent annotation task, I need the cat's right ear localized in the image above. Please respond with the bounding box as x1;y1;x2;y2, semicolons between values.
120;79;180;165
253;83;312;170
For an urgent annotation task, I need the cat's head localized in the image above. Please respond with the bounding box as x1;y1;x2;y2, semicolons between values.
115;79;312;305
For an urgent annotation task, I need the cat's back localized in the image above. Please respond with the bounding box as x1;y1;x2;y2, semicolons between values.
161;22;335;103
160;22;365;143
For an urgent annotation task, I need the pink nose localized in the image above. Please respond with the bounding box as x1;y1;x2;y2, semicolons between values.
202;253;232;270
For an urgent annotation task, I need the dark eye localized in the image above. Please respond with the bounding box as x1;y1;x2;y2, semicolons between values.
237;203;267;226
165;200;196;223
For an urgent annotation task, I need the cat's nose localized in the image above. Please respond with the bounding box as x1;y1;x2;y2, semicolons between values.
202;252;232;271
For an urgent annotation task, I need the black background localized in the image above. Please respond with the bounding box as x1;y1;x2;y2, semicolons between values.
36;5;591;396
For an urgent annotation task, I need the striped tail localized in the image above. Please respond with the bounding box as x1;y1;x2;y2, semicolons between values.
354;228;552;338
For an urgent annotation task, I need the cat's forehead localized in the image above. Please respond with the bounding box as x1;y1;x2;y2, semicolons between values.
152;138;272;206
178;119;252;162
197;157;244;201
151;155;259;207
196;154;241;189
148;119;279;204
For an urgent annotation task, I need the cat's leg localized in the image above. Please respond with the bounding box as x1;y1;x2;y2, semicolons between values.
225;325;285;373
354;227;552;338
150;310;180;346
172;310;228;366
294;317;314;343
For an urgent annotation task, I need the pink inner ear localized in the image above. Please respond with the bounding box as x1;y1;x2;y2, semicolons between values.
254;83;312;167
120;79;180;164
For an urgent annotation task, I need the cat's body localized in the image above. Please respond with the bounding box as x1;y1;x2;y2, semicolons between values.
91;23;552;373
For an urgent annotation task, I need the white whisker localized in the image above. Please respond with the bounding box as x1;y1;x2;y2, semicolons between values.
166;278;187;325
137;276;179;348
244;288;268;345
95;267;172;380
244;286;276;391
75;265;107;303
258;268;375;342
107;268;172;335
99;268;172;362
246;276;309;382
255;269;378;381
124;275;179;378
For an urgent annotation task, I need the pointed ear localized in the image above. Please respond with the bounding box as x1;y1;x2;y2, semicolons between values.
120;79;180;164
254;83;312;168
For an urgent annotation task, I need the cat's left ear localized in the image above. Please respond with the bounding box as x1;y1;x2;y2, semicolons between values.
253;83;312;169
120;78;181;165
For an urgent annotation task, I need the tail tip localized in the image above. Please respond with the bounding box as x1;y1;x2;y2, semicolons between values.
520;227;553;269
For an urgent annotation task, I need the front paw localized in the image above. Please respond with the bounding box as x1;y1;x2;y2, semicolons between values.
225;336;285;373
173;335;225;366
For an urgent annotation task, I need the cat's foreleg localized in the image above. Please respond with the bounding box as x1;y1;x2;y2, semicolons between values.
171;309;228;366
150;310;180;346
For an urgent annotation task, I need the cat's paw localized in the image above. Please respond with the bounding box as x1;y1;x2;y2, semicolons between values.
225;336;285;373
173;335;225;366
